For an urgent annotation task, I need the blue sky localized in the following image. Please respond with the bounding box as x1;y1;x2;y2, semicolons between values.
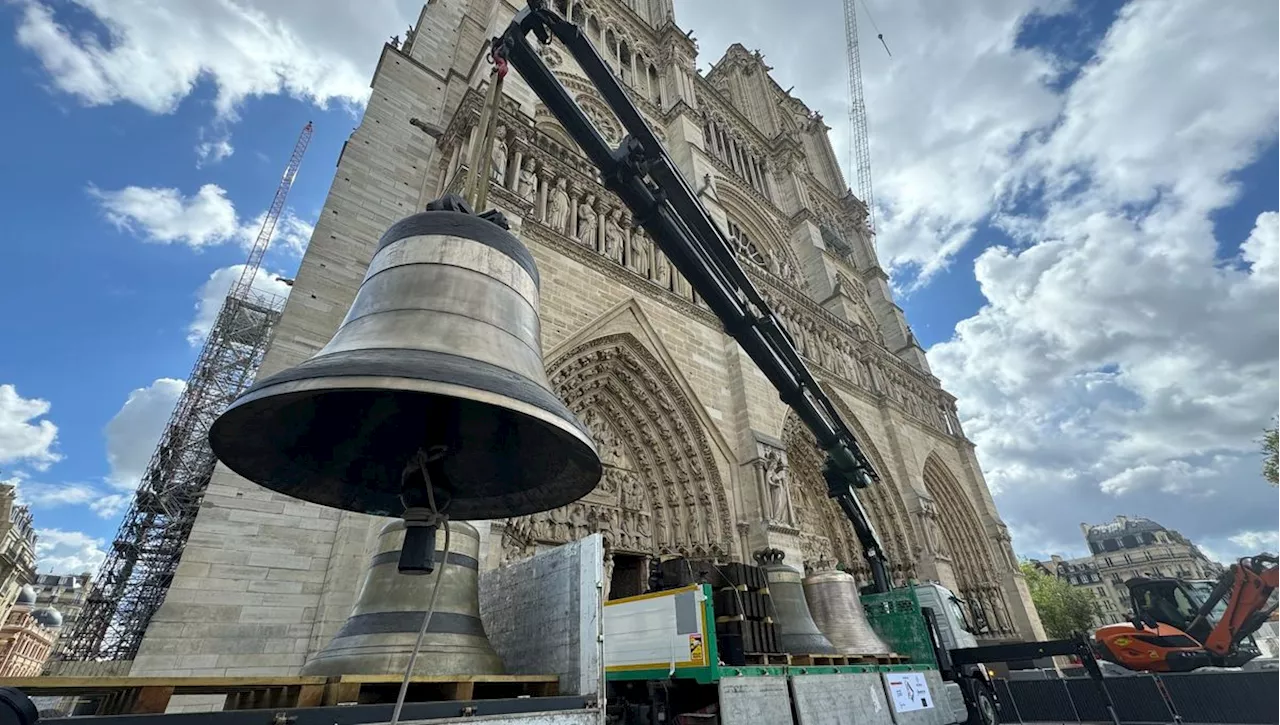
0;0;1276;575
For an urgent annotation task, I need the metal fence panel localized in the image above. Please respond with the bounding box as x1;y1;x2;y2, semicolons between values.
993;679;1022;723
1158;671;1279;724
1005;680;1079;723
1064;675;1173;724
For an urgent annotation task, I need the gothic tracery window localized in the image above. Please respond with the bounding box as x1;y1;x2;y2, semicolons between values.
727;219;767;268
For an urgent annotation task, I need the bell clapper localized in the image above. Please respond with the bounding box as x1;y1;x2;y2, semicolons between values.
390;446;455;725
398;446;452;575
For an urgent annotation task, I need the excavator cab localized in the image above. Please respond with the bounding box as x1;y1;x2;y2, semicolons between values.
1095;554;1277;672
1095;578;1211;672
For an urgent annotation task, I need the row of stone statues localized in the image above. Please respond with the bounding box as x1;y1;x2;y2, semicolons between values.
492;150;699;300
482;133;959;438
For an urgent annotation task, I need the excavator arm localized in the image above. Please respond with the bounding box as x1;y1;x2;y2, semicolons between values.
492;0;894;592
1194;553;1278;657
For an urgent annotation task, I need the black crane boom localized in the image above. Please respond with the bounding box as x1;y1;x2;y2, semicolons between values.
493;1;892;592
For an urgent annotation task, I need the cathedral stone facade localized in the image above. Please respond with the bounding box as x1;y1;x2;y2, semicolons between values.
131;0;1043;676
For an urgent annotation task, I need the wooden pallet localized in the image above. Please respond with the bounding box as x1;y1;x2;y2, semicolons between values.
0;673;561;715
322;674;559;705
787;652;912;667
837;652;909;665
741;652;790;666
0;676;328;716
789;654;853;666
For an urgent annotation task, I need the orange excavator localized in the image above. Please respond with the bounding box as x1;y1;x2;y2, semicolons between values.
1094;553;1277;672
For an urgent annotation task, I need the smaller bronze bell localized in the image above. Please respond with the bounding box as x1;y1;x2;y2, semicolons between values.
754;548;836;655
803;567;891;655
301;520;504;676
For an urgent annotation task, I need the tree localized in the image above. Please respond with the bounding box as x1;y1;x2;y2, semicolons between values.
1263;421;1278;487
1019;562;1101;639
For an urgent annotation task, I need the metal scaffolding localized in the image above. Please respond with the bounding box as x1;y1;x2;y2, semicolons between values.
56;122;313;663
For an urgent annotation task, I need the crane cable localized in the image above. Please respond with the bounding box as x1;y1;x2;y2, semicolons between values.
462;52;510;210
857;0;892;57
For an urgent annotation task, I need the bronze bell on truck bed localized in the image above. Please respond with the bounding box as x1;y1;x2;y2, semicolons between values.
755;548;837;655
803;567;891;655
208;196;603;526
301;520;503;676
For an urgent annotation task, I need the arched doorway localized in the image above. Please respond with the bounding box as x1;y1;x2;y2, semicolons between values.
498;333;733;597
921;454;1016;638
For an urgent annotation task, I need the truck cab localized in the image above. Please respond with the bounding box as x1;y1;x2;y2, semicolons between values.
912;583;980;651
910;583;998;725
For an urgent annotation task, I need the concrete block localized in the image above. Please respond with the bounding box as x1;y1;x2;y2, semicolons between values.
790;673;893;725
479;534;603;698
719;676;795;725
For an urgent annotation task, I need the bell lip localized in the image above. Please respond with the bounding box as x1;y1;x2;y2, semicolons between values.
228;372;598;456
210;373;603;520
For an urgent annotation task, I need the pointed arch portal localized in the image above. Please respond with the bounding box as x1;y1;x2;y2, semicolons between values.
922;453;1017;639
500;333;733;565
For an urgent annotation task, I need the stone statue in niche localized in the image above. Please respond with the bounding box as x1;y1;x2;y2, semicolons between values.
781;257;797;284
620;471;644;511
517;158;537;203
577;195;598;246
549;504;570;541
764;449;795;526
581;408;624;465
917;496;946;557
833;339;851;377
548;177;570;233
490;125;508;185
604;208;626;263
653;248;671;288
629;228;650;277
673;270;691;299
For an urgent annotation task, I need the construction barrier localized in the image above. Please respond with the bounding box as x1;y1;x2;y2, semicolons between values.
995;671;1276;724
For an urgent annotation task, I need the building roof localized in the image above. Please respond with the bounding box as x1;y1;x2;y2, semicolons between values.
14;585;36;607
1083;515;1166;543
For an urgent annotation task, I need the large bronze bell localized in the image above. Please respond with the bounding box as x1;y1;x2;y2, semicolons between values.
209;196;603;524
754;549;837;655
301;520;504;676
803;568;891;655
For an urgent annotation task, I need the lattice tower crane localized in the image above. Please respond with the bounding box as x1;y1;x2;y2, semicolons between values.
843;0;887;235
55;122;312;664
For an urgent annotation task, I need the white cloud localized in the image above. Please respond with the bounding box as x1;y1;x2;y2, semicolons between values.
90;183;240;248
240;210;315;259
34;528;106;574
188;265;294;344
90;493;132;519
11;0;409;118
1241;211;1278;285
195;135;234;167
1228;530;1279;554
0;384;60;470
17;482;97;508
929;0;1278;556
90;182;316;255
104;378;185;491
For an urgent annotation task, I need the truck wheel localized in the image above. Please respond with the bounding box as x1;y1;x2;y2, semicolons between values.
967;686;998;725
